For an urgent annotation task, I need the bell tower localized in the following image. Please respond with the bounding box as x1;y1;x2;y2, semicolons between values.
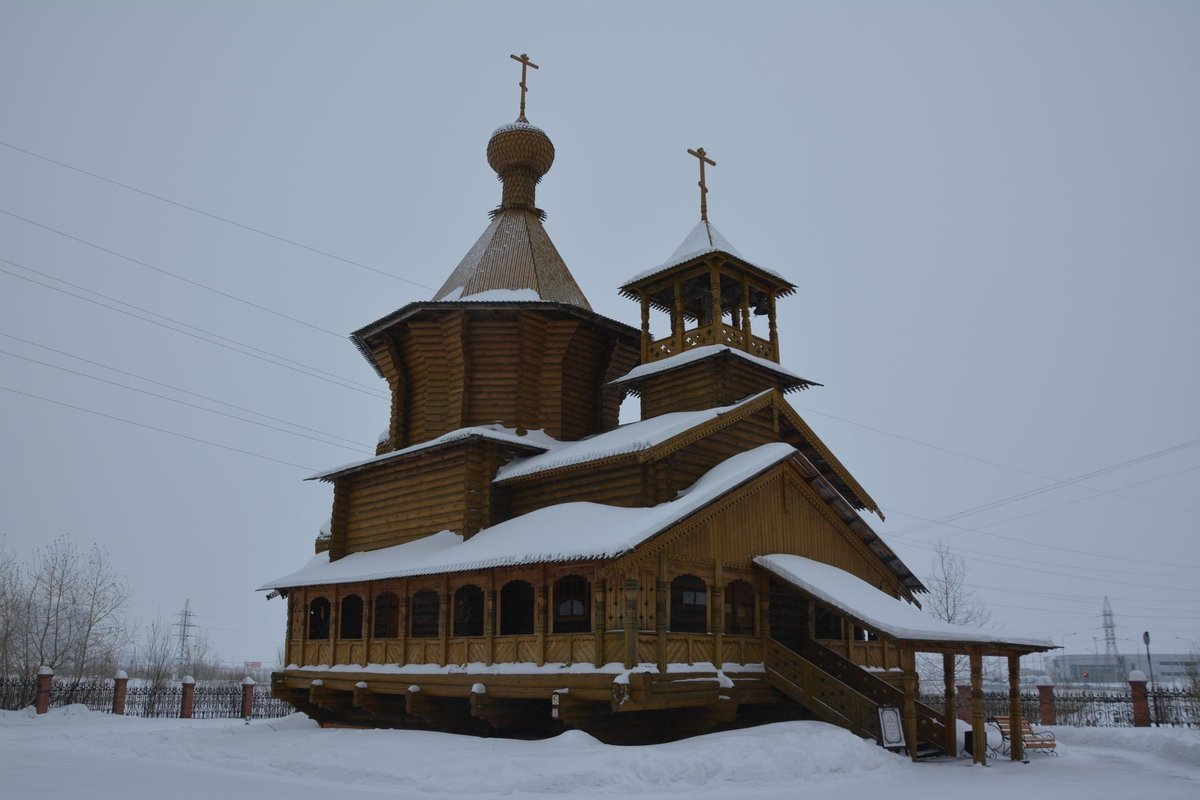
613;148;818;418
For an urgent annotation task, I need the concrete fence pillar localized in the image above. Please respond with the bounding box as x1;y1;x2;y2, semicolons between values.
956;684;972;724
241;676;256;720
1036;676;1055;725
35;666;53;715
1129;670;1150;727
112;670;129;716
180;676;196;719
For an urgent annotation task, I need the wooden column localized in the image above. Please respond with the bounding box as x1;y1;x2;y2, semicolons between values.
970;648;986;765
397;579;408;665
438;577;449;667
623;575;639;668
593;575;607;668
767;291;779;362
713;562;724;669
1008;654;1024;760
484;585;496;666
535;578;547;667
900;647;919;761
943;653;958;756
672;276;685;353
639;293;650;362
709;265;722;327
655;553;668;673
739;275;751;342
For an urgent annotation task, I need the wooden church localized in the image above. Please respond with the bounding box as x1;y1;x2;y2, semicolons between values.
263;57;1051;759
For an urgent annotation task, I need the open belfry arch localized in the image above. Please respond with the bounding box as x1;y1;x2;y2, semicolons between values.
262;57;1052;756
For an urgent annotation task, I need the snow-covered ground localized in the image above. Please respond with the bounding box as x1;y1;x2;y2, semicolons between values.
2;707;1197;799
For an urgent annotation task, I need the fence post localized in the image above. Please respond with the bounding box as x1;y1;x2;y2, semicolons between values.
1128;670;1149;727
1036;676;1055;725
112;670;129;716
241;676;256;721
180;676;196;719
35;666;53;715
956;684;972;724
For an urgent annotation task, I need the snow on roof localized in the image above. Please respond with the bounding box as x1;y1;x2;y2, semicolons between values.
623;220;790;286
754;554;1053;649
309;424;560;481
438;287;544;302
261;443;797;590
494;390;772;483
609;345;815;388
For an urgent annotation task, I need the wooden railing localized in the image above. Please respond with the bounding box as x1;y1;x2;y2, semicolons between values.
648;323;775;362
801;640;946;750
762;639;879;740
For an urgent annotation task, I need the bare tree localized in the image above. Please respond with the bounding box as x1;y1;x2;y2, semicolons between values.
920;540;991;686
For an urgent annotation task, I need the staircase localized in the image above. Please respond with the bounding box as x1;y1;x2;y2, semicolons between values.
762;638;947;759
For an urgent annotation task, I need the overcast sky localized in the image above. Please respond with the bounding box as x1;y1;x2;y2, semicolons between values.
1;1;1196;669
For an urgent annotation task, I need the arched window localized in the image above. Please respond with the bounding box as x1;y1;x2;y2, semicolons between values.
500;580;535;635
308;597;330;640
553;575;590;634
373;591;400;639
454;584;485;637
410;590;440;638
339;594;363;639
724;580;755;636
670;575;708;633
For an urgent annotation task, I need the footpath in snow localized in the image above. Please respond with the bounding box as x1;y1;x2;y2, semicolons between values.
0;706;1197;800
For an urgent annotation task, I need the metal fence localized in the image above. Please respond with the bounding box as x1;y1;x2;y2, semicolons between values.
920;686;1199;728
0;675;292;719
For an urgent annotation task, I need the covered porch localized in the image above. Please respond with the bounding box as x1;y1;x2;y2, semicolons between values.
755;554;1054;763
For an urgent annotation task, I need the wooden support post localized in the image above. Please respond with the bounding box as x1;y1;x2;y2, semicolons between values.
1008;654;1024;760
536;579;547;668
708;265;722;327
439;578;449;667
624;575;639;668
656;553;668;674
112;670;128;716
593;573;607;667
672;276;685;353
901;647;919;761
180;676;195;719
767;291;779;362
241;676;256;720
485;585;496;666
942;653;957;756
640;293;651;362
35;666;52;715
397;579;408;666
739;275;751;342
713;562;724;669
970;648;986;765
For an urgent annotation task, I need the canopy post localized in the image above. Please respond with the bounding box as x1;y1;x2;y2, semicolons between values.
970;647;986;765
943;652;958;756
1008;653;1025;761
901;646;919;761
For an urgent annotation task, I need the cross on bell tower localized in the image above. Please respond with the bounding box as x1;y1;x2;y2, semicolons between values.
687;147;716;222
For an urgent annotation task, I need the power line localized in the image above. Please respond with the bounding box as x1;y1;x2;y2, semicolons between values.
885;437;1200;541
797;403;1197;516
0;257;388;399
0;382;316;471
0;138;435;291
0;347;372;454
0;206;349;339
0;328;369;448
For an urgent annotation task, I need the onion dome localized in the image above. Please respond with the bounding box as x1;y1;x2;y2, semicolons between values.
487;120;555;214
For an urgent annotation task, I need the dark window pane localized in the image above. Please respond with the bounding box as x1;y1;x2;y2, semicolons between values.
670;575;708;633
724;580;755;636
454;584;485;637
373;592;399;639
411;590;440;638
553;575;590;634
500;580;535;635
339;594;363;639
308;597;330;640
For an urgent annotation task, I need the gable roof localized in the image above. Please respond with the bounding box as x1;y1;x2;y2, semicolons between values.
431;209;592;310
260;444;798;590
756;554;1051;650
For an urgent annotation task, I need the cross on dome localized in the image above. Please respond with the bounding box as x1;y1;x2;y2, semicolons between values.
687;147;716;222
510;53;539;122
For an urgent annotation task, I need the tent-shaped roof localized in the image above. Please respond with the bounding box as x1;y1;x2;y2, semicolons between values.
621;219;795;292
431;209;592;310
